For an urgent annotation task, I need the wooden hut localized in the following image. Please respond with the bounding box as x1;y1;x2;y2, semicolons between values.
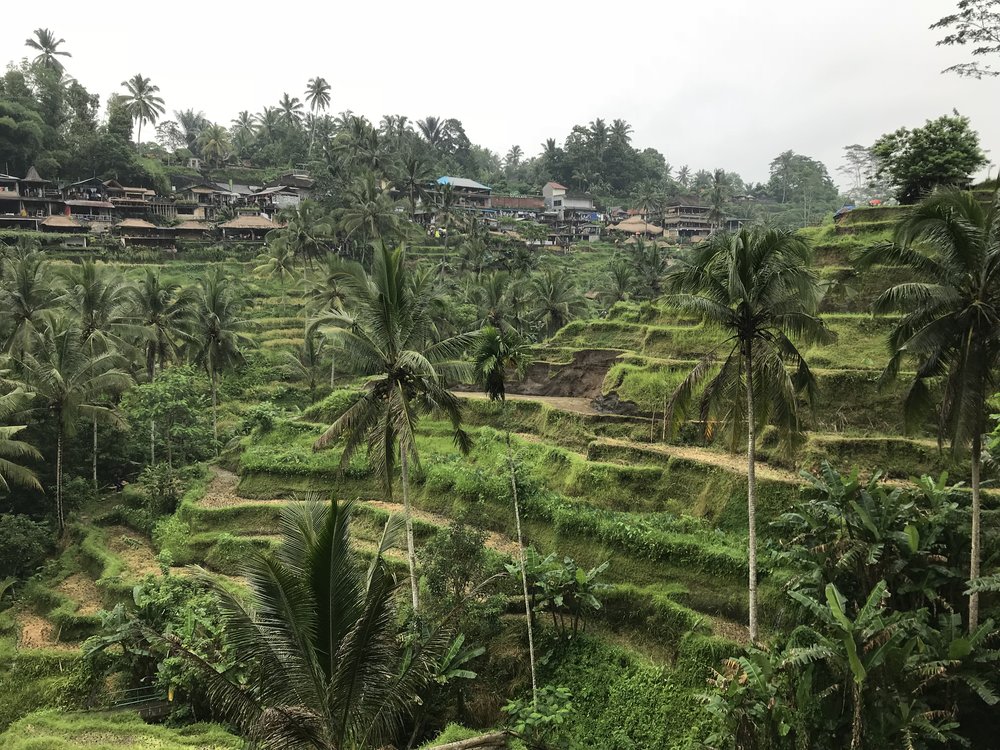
218;214;283;241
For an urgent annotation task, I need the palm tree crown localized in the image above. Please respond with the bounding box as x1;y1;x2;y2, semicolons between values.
120;74;166;151
25;28;71;72
305;77;332;113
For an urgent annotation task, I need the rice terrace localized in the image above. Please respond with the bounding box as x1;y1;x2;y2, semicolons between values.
1;3;1000;748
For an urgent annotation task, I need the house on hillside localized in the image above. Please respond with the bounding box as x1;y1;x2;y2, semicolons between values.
177;183;239;220
660;203;742;243
218;214;283;241
103;180;176;220
437;176;492;209
491;194;544;219
541;181;600;243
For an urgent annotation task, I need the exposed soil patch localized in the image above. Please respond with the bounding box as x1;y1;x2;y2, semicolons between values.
17;612;77;651
458;391;600;416
55;573;103;615
596;438;800;483
364;500;520;558
515;349;622;399
105;526;162;578
200;466;293;508
709;615;751;646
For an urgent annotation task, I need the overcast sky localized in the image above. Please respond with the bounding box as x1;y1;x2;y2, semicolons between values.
7;1;998;186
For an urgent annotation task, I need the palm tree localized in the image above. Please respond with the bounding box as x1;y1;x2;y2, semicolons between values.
472;326;537;706
435;183;465;256
417;116;445;147
188;270;254;448
858;187;1000;631
278;93;304;127
339;175;402;258
24;28;71;73
631;238;668;299
312;244;472;614
504;145;524;170
60;260;134;487
396;153;433;221
604;259;635;305
282;330;327;403
266;200;333;275
253;243;299;287
530;270;587;338
0;388;42;493
15;316;131;532
154;498;450;749
665;226;833;642
197;124;232;167
120;75;166;153
708;169;731;230
305;77;331;156
127;270;191;382
254;107;281;144
174;109;208;152
0;247;56;358
305;253;351;315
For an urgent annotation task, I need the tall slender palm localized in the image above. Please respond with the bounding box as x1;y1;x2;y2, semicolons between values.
0;248;56;358
24;28;71;73
278;93;304;128
665;226;833;642
15;316;131;532
154;499;449;749
266;200;334;275
127;270;191;382
339;175;402;258
188;269;254;448
0;388;42;493
396;153;433;221
417;116;445;147
472;326;536;706
253;243;299;288
530;270;587;338
435;183;465;255
305;77;331;156
120;75;166;153
282;330;327;403
197;123;232;167
255;107;281;144
858;187;1000;631
174;108;208;152
312;244;473;614
60;260;134;487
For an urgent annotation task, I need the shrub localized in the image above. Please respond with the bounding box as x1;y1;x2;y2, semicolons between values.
0;515;53;579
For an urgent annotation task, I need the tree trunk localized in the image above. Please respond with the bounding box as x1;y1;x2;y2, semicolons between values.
330;353;336;388
92;415;99;489
431;732;508;750
850;681;863;750
745;347;759;644
209;362;219;453
508;435;538;708
136;119;142;154
399;447;420;614
56;428;64;534
969;431;982;631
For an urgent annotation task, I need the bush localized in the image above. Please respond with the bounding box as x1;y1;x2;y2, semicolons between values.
0;515;53;579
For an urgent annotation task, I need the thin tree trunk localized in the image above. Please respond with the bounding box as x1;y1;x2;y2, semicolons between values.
399;447;420;614
969;431;982;631
150;420;156;465
850;681;863;750
745;347;759;643
330;353;336;388
92;415;98;489
508;434;538;708
209;363;219;453
136;119;142;154
56;429;64;534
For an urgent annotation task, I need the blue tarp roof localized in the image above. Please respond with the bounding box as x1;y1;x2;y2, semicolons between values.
437;176;490;191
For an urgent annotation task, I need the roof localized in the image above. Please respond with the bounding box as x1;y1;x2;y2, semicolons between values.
0;192;21;201
66;177;106;188
22;166;50;184
544;181;568;190
214;182;258;196
65;199;115;209
265;173;315;189
437;176;491;191
175;220;211;231
41;215;83;228
253;185;298;197
0;173;18;182
218;215;282;230
116;219;159;229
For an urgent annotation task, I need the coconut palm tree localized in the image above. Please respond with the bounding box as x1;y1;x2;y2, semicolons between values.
278;93;304;128
24;28;71;73
154;498;450;749
253;243;299;288
312;244;473;614
188;270;254;449
282;330;327;403
858;187;1000;631
0;247;57;358
396;153;433;221
417;116;445;147
472;326;537;706
197;124;232;167
120;75;166;153
174;109;208;152
530;270;587;338
305;77;331;156
59;260;134;487
266;200;333;275
665;226;833;642
0;388;42;493
339;175;402;259
435;183;466;256
15;315;131;532
127;270;192;382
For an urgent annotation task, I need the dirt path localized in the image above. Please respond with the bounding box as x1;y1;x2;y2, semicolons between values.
596;438;801;484
363;500;520;558
457;391;600;416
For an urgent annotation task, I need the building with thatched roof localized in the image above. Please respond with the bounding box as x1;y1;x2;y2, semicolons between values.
114;218;174;247
218;214;283;240
608;216;664;236
174;220;212;238
40;215;85;232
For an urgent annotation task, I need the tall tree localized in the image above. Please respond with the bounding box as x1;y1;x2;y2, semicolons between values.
278;92;304;127
197;123;232;166
0;388;41;493
120;74;166;153
127;270;191;383
305;76;331;156
859;187;1000;631
266;200;333;274
24;28;71;73
932;0;1000;78
188;270;253;448
150;498;451;749
872;113;987;204
530;270;587;337
312;244;472;614
15;316;131;532
665;227;832;642
0;247;57;358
